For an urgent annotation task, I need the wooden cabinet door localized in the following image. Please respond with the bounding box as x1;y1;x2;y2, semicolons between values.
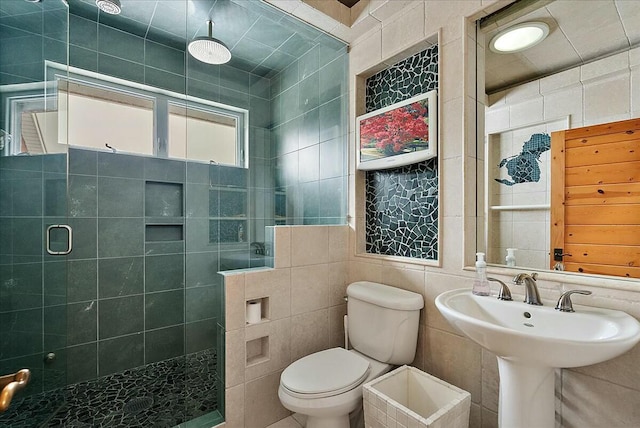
550;118;640;278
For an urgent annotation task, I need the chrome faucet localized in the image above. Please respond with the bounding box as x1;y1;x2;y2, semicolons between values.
555;290;592;312
250;242;265;255
487;278;512;301
512;273;542;305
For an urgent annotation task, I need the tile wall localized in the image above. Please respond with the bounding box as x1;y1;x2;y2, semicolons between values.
271;43;349;225
222;225;350;428
0;154;68;395
64;148;224;385
66;10;275;253
67;12;267;111
0;0;67;85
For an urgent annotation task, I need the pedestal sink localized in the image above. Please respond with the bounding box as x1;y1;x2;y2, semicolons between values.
435;289;640;428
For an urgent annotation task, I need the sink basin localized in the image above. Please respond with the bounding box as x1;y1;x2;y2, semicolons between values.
435;288;640;368
435;288;640;427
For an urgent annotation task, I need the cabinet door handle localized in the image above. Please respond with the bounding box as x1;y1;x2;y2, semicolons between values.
46;224;73;255
0;369;30;412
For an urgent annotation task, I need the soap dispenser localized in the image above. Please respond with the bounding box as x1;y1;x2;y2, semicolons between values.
506;248;517;267
473;252;491;296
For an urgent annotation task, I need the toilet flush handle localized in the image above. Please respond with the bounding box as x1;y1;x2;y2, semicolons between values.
343;295;349;349
344;315;349;350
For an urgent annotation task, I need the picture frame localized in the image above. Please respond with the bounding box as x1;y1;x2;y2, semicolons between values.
356;90;437;171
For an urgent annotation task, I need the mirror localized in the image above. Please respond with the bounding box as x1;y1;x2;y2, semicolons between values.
478;0;640;279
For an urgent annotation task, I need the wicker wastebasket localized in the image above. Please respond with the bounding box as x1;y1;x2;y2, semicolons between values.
363;365;471;428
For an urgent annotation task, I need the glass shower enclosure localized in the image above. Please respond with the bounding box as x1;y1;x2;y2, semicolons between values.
1;0;72;424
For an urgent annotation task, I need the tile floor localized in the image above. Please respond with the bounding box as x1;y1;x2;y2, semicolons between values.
0;349;220;428
266;415;304;428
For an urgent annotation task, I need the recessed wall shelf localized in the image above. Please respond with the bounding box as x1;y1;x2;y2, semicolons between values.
246;336;269;367
145;181;184;217
490;204;550;211
145;224;184;241
209;186;248;244
246;297;269;324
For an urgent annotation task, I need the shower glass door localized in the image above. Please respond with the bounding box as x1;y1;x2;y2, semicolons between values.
0;0;70;423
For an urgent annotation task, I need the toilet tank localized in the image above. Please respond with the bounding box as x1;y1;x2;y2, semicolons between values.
347;281;424;365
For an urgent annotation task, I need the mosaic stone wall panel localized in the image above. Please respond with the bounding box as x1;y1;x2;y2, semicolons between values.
365;46;438;112
364;46;439;260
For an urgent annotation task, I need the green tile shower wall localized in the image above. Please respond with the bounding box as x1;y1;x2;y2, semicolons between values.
64;148;225;382
0;154;69;396
0;150;228;394
271;45;349;225
66;10;275;253
0;1;67;85
66;13;269;111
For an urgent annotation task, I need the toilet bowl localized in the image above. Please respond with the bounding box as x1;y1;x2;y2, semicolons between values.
278;348;391;428
278;281;424;428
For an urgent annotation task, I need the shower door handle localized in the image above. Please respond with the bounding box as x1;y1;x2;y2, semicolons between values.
0;369;30;412
46;224;73;255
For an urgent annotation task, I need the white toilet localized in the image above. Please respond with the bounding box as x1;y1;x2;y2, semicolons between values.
278;281;424;428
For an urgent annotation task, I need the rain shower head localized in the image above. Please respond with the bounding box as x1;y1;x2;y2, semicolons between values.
188;21;231;65
96;0;121;15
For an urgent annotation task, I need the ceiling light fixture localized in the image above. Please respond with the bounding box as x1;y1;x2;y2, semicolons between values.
489;22;549;53
96;0;121;15
188;20;231;65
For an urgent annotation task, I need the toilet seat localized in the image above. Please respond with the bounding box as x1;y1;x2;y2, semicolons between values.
280;348;370;399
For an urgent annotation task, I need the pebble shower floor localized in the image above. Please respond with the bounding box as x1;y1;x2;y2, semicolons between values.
0;349;219;427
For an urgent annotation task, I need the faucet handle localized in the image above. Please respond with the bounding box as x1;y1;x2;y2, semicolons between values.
487;278;512;301
513;272;538;284
555;290;592;312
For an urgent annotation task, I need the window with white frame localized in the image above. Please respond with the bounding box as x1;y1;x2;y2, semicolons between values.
6;69;247;166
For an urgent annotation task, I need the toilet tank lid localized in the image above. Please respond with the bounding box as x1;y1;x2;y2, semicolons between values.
347;281;424;310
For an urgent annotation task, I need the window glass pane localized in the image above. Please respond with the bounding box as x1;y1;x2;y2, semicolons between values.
64;83;154;155
168;105;238;165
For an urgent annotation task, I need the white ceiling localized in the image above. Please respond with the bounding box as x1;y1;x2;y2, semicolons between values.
483;0;640;93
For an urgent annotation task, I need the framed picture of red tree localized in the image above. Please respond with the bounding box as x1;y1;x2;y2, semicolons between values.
357;90;437;170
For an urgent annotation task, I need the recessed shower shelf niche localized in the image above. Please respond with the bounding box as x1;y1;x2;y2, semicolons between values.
209;185;248;244
145;181;184;217
209;187;247;217
145;224;184;242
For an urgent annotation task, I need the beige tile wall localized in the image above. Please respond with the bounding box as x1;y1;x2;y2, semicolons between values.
222;225;350;428
218;1;640;428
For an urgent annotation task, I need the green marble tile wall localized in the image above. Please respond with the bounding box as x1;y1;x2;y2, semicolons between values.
271;43;349;225
0;154;69;396
0;0;67;85
62;148;225;383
